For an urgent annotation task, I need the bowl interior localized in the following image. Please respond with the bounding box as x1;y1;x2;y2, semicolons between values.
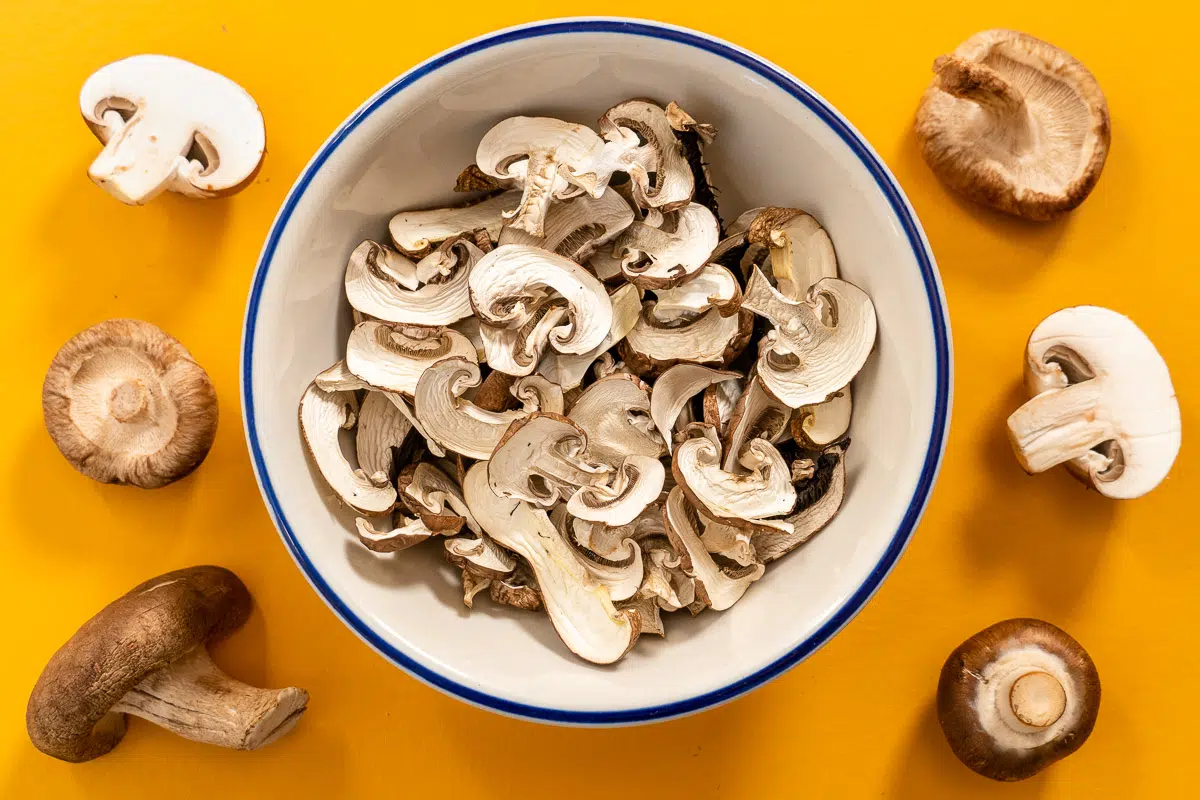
245;21;948;721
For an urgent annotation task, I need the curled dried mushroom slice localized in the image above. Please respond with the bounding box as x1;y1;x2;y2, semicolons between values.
598;99;694;211
488;413;613;508
413;358;542;460
672;431;796;533
345;238;480;326
751;442;847;562
498;189;634;262
298;384;396;514
664;488;764;611
622;304;754;376
345;322;477;395
616;203;719;289
389;191;518;255
568;373;666;465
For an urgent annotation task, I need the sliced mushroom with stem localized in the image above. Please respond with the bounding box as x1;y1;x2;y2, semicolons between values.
498;189;634;262
649;364;742;451
79;55;265;204
298;384;397;515
345;238;481;326
915;29;1110;220
938;618;1101;781
616;203;719;289
598;99;695;212
27;566;307;762
622;304;754;377
1006;306;1180;499
345;322;477;395
389;191;519;256
567;373;666;465
464;463;640;664
469;244;613;376
42;319;218;489
663;488;764;611
721;376;793;471
487;413;614;508
672;430;796;534
537;283;642;390
648;263;741;323
742;267;877;408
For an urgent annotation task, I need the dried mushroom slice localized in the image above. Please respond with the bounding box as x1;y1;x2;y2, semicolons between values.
567;373;666;466
537;283;642;390
1006;306;1180;499
598;99;694;211
464;463;639;664
313;359;370;392
469;244;613;375
550;506;645;602
297;384;395;515
751;442;847;562
672;431;796;533
616;203;719;289
648;263;741;323
42;319;218;488
915;30;1110;220
403;462;480;534
413;358;540;460
487;413;613;508
743;267;877;408
345;322;476;395
663;488;764;611
792;388;852;449
79;55;266;204
698;518;756;567
567;455;665;527
747;207;838;300
649;364;741;450
355;391;412;483
702;379;743;437
498;189;634;262
475;117;635;236
389;191;519;255
722;376;792;471
345;238;481;326
622;304;753;376
355;514;437;553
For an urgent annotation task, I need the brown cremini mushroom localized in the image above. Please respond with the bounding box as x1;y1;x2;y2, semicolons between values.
915;29;1110;220
938;618;1100;781
42;319;218;489
27;566;308;762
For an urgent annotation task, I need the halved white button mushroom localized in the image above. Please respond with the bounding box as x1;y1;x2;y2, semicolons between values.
413;358;550;460
1006;306;1181;499
742;267;877;408
663;488;764;611
469;244;613;375
616;203;719;289
345;238;481;326
345;322;477;395
463;463;640;664
42;319;218;489
298;383;396;514
389;191;519;256
79;55;265;204
567;373;666;465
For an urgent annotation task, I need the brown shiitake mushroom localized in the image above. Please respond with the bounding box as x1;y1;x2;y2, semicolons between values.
915;29;1110;220
938;618;1100;781
42;319;218;488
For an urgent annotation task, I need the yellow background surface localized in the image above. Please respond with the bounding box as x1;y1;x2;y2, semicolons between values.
1;1;1193;797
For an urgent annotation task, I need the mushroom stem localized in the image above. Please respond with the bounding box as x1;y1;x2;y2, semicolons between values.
110;647;308;751
1009;671;1067;728
1007;381;1114;474
89;112;194;204
933;55;1033;143
108;380;149;422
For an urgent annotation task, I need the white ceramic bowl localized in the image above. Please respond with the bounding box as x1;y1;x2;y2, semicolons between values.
242;18;951;724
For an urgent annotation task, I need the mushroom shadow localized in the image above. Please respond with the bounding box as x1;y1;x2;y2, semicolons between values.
957;380;1116;613
894;128;1069;292
35;156;232;337
887;700;1049;799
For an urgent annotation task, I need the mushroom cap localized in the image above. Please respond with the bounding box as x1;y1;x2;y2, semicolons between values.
27;566;252;763
42;319;218;489
79;55;266;201
938;618;1100;781
915;29;1110;220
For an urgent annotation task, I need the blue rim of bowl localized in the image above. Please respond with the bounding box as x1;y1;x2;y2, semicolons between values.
242;17;951;725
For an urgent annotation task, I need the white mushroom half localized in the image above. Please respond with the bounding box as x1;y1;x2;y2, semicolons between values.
345;322;477;395
464;463;639;664
469;245;613;375
79;55;265;204
616;203;720;289
389;191;519;255
743;267;877;408
1006;306;1181;499
345;238;481;326
413;358;540;460
298;384;396;515
664;488;764;611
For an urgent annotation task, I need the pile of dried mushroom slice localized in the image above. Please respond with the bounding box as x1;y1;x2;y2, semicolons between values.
300;99;878;665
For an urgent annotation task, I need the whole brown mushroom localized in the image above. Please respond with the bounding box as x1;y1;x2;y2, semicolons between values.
27;566;308;762
42;319;218;488
938;618;1100;781
915;29;1110;220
